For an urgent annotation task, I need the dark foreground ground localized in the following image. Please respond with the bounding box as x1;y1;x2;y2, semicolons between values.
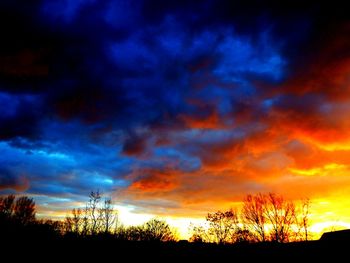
3;236;349;262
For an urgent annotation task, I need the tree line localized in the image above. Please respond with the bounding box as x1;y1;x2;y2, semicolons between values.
190;193;310;244
0;191;177;242
0;195;36;225
64;190;177;241
1;192;310;243
0;194;63;239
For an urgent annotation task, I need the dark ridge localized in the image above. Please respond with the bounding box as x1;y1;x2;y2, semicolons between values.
320;229;350;242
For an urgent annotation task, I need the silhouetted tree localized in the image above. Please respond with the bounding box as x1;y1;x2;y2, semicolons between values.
81;205;90;236
233;228;256;243
0;195;15;219
296;198;311;241
189;209;256;244
189;224;209;243
65;208;83;235
191;193;311;244
125;225;145;241
72;208;82;234
14;196;35;225
241;193;307;243
65;191;119;236
242;194;267;242
117;219;177;242
206;209;239;244
64;215;74;233
88;190;101;234
0;195;43;239
264;193;296;243
142;218;177;242
99;198;117;234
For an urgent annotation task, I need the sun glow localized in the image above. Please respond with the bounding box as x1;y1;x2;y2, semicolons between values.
289;163;348;176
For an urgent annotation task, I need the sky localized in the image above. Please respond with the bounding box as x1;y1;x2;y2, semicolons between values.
1;0;350;238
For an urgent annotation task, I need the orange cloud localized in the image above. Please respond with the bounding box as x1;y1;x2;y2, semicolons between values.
178;110;222;129
129;168;180;193
289;163;348;176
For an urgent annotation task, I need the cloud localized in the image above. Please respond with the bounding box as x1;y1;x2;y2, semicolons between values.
122;132;149;156
129;168;180;193
0;92;43;140
0;167;29;192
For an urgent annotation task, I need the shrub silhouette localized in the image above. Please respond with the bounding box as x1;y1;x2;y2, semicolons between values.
113;218;177;242
142;218;177;242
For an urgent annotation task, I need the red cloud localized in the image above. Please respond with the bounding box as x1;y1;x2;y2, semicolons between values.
0;176;29;192
129;168;180;193
285;26;350;101
178;110;221;130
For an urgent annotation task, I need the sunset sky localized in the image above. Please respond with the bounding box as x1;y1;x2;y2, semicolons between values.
1;1;350;238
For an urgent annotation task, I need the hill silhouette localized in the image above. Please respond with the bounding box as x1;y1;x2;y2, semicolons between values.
320;229;350;242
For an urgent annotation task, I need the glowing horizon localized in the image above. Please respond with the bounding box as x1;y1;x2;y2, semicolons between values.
35;194;350;240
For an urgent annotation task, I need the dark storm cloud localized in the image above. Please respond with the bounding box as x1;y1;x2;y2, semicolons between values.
0;93;43;140
0;0;342;141
0;0;280;138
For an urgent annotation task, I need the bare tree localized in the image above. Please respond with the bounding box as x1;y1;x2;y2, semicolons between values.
189;209;250;244
242;193;300;243
64;191;120;236
64;204;90;236
65;208;83;235
99;198;117;234
113;210;120;234
189;224;210;243
264;193;296;243
242;194;267;242
88;190;101;234
206;209;239;244
72;208;82;234
191;193;310;244
297;198;310;241
81;205;90;236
